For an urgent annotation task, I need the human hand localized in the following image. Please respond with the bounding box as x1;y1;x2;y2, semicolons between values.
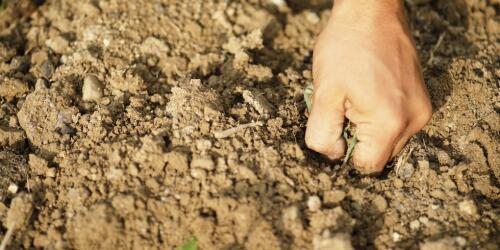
305;0;432;175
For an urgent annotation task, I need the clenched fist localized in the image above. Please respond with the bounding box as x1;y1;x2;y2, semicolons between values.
305;0;432;175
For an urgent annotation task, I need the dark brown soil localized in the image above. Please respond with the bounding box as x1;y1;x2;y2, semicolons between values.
0;0;498;249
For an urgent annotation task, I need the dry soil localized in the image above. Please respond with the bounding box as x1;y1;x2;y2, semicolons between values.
0;0;498;249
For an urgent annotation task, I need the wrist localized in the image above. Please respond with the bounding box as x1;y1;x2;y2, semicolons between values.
330;0;406;28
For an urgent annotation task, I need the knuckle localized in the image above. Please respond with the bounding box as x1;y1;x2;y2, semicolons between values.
415;101;433;126
385;111;407;134
353;157;384;175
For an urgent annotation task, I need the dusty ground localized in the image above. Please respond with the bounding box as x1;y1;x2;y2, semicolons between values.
0;0;498;249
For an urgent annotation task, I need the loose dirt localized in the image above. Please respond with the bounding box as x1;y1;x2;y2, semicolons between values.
0;0;498;249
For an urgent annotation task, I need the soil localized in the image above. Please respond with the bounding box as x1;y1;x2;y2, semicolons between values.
0;0;498;249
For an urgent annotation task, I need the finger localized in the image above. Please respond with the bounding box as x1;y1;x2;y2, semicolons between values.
352;116;407;175
391;104;433;157
305;85;347;160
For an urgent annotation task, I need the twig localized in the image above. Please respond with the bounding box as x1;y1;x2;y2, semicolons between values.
395;146;415;177
214;122;263;139
426;32;446;66
0;227;14;250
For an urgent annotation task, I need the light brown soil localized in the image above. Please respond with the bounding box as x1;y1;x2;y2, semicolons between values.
0;0;498;249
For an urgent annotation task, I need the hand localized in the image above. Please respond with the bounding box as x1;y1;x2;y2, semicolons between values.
305;0;432;175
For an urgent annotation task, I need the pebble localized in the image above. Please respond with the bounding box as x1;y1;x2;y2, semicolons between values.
419;216;429;224
436;150;453;166
35;78;48;91
323;190;346;204
391;232;401;242
282;206;299;221
82;75;104;101
398;162;415;179
455;236;467;247
45;36;70;54
458;199;478;216
7;183;18;194
40;60;54;79
127;164;139;176
241;90;274;115
191;155;215;171
418;159;430;169
190;168;207;180
394;178;404;188
307;196;321;212
409;220;421;230
371;195;388;213
304;11;320;24
420;238;457;250
313;233;354;250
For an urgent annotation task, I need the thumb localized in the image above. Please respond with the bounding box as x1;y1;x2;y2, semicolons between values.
305;86;347;160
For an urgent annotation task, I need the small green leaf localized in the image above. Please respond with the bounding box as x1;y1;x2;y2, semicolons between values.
179;237;198;250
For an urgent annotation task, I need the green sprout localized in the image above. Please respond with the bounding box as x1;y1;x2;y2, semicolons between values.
178;237;198;250
304;83;358;166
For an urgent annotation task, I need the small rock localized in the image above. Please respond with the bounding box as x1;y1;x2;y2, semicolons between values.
371;195;388;213
46;168;56;178
82;75;104;101
9;116;17;127
190;168;207;180
454;236;466;247
40;60;55;79
391;232;402;242
313;233;354;250
281;205;303;235
436;150;453;166
420;237;459;250
304;11;320;24
45;36;70;54
282;206;299;221
7;183;18;194
323;190;346;204
195;139;212;151
418;159;430;169
140;36;170;56
394;178;404;188
241;90;275;115
191;155;215;170
409;220;421;231
307;196;321;212
35;79;48;91
458;199;478;217
397;162;415;179
127;164;139;176
419;216;429;224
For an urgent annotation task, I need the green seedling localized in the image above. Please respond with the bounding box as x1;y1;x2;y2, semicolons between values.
304;83;357;166
178;237;198;250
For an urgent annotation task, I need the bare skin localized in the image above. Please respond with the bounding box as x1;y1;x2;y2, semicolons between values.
305;0;432;175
